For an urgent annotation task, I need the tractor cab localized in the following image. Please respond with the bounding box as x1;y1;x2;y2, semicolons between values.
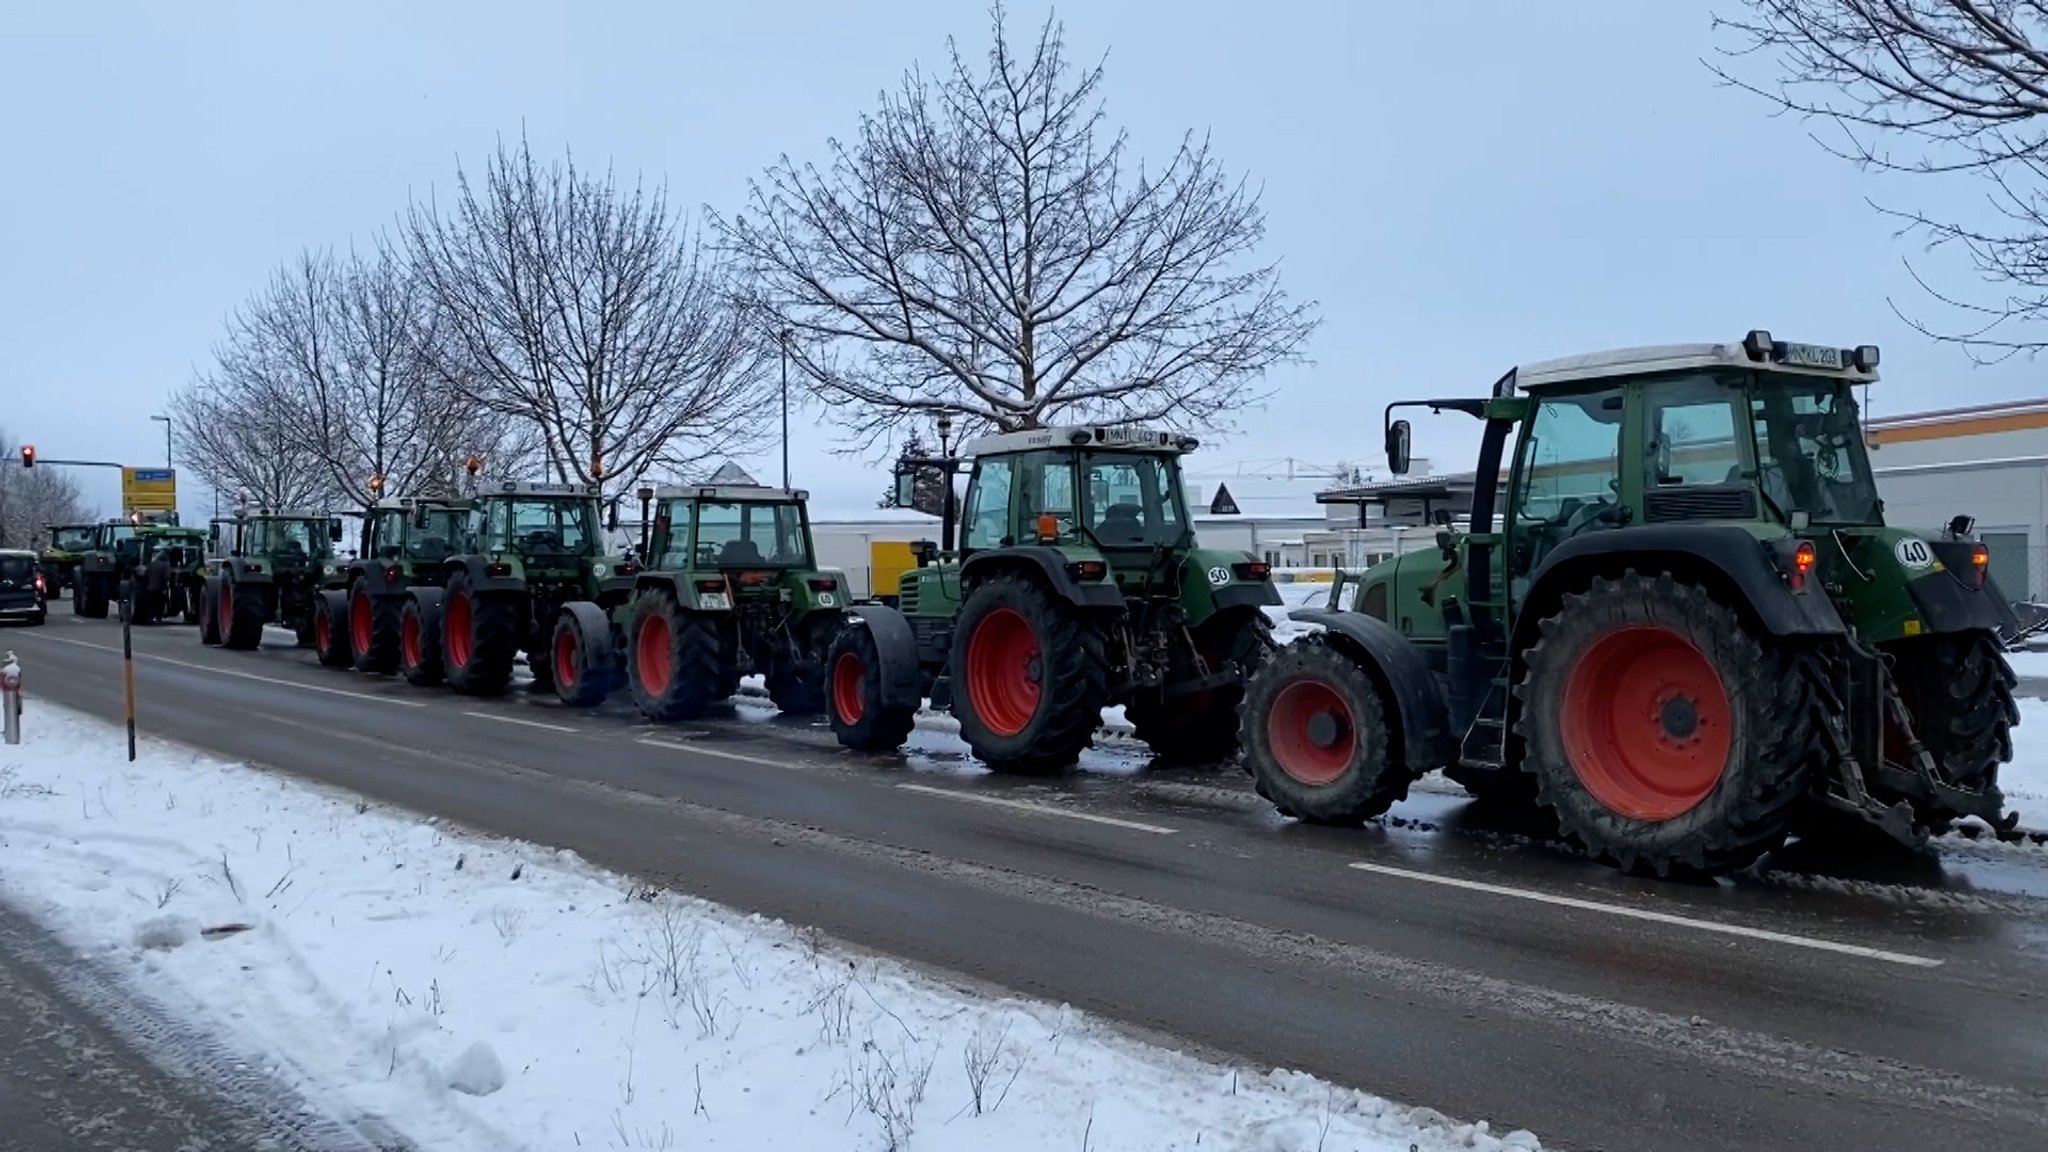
646;484;832;608
217;507;342;571
46;524;97;555
471;483;606;575
359;496;470;566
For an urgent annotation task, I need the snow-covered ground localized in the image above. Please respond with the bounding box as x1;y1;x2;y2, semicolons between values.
2005;647;2048;681
2007;699;2048;806
0;704;1537;1152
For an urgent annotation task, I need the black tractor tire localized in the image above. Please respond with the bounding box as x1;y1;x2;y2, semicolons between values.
948;574;1110;775
181;579;201;624
71;574;85;616
551;608;618;708
312;590;352;668
198;577;222;646
627;591;724;722
1517;571;1819;877
440;570;519;696
824;621;917;752
1886;630;2018;791
1127;611;1272;765
349;582;403;675
400;596;444;687
1240;635;1412;824
220;579;269;651
765;612;843;717
80;576;110;619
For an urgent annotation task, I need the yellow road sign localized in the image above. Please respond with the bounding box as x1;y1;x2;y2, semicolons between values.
122;467;178;513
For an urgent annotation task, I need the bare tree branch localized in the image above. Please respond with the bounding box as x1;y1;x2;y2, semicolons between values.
0;426;91;549
712;3;1320;450
403;134;772;499
1711;1;2048;357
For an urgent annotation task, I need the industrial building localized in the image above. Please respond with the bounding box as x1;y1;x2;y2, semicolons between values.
1867;398;2048;603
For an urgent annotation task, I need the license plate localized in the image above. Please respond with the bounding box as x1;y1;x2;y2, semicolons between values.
1780;342;1843;370
697;592;731;610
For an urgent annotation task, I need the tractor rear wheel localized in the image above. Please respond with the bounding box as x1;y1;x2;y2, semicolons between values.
81;576;110;619
198;578;222;645
349;582;403;675
1518;571;1818;876
1127;612;1272;765
950;574;1109;774
441;570;518;695
551;610;616;708
1241;635;1410;824
825;621;917;752
221;579;268;651
312;591;352;668
1886;631;2017;792
628;591;723;721
400;597;444;687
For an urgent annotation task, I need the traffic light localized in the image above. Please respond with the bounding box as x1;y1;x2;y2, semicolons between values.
18;445;32;469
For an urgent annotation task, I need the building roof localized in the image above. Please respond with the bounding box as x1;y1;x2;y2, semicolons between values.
1866;396;2048;446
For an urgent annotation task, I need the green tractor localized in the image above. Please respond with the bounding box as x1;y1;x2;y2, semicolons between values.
394;482;636;695
71;519;136;618
119;521;210;625
197;507;346;650
550;483;848;718
39;523;96;603
1240;331;2021;876
308;495;472;673
824;425;1282;773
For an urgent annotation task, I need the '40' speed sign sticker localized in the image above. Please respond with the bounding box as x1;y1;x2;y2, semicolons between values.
1894;537;1935;570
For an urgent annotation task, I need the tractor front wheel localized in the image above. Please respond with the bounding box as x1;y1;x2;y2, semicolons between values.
950;574;1109;774
441;570;518;696
1518;571;1818;877
552;610;616;708
824;622;916;752
400;597;444;687
312;590;352;668
350;581;403;675
628;592;723;721
1241;636;1410;824
198;577;222;645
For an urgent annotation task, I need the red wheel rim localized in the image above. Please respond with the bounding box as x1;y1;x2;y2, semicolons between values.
555;627;579;689
637;613;673;697
1265;679;1356;786
351;591;372;655
402;612;421;668
316;608;331;651
832;650;866;724
446;592;473;669
966;607;1039;737
1560;626;1732;822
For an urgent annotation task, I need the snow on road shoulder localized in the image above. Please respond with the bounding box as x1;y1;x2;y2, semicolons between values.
0;705;1538;1152
2005;698;2048;806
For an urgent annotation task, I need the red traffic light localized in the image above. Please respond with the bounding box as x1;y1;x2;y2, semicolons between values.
18;445;33;468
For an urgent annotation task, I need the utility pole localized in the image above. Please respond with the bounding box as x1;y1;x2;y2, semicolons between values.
779;328;793;489
150;415;172;468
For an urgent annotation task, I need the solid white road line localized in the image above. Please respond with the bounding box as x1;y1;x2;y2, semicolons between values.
636;736;798;769
896;782;1179;836
1347;861;1942;968
461;710;578;734
35;634;428;708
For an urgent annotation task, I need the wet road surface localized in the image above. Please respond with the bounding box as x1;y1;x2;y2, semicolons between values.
8;611;2048;1152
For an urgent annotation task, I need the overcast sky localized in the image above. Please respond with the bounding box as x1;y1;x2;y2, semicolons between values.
4;0;2038;519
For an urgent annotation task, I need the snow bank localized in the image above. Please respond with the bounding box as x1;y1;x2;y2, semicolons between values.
0;705;1536;1152
2006;698;2048;805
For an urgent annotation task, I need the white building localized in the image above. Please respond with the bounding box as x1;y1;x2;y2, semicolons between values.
1867;398;2048;602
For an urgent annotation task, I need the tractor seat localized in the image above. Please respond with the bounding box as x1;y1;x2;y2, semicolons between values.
718;539;766;566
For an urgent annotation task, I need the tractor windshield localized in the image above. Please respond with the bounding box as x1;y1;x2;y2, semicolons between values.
668;500;811;568
504;499;598;556
50;527;95;551
250;518;334;560
99;525;137;548
408;508;467;562
1750;378;1882;526
1080;451;1189;548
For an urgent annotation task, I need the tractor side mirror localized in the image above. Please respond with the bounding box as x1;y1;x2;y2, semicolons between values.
893;467;917;509
1385;420;1412;476
329;518;344;542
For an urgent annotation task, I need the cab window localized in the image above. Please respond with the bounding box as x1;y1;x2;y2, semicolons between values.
963;458;1015;550
1645;374;1746;488
1514;390;1623;525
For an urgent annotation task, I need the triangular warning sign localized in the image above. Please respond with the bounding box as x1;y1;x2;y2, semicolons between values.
1209;482;1240;515
705;461;760;486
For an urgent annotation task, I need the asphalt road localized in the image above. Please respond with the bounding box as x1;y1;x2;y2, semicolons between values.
7;610;2048;1152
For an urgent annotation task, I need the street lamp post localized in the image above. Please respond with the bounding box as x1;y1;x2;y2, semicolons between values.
149;415;171;468
779;328;793;489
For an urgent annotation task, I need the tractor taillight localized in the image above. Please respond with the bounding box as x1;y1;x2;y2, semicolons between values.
1233;561;1271;582
1065;560;1107;582
617;558;639;576
807;577;837;591
486;562;512;577
695;578;725;593
1789;541;1816;591
1972;544;1990;588
34;573;45;593
383;564;402;584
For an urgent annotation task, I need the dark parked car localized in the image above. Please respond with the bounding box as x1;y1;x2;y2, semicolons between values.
0;549;49;626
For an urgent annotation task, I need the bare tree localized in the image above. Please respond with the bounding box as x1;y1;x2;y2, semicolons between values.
169;314;334;512
0;427;91;549
1712;2;2048;356
714;4;1320;447
403;135;771;501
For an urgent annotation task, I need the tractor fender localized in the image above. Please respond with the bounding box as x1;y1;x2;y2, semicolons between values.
558;599;621;663
1524;524;1846;639
447;557;525;596
960;546;1123;609
1290;608;1456;775
348;559;409;597
1919;540;2021;634
634;572;729;613
846;603;922;713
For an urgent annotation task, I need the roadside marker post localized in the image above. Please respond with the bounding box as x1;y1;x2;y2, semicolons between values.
1;650;20;745
120;589;136;761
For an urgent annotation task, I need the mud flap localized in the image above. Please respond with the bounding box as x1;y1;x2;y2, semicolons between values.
848;604;922;714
